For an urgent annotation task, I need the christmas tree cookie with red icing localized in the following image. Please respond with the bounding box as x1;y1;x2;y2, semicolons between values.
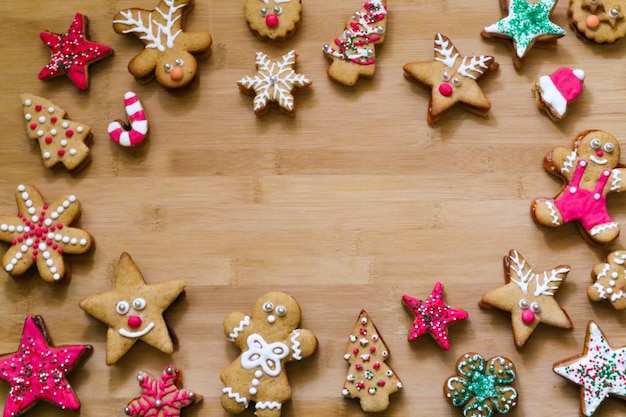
533;67;585;121
0;316;92;417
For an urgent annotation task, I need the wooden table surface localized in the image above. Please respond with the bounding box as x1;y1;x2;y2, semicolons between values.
1;0;626;416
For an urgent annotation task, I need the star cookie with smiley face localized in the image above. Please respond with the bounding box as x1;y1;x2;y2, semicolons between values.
569;0;626;43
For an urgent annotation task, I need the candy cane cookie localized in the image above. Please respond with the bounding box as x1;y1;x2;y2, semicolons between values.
108;91;148;147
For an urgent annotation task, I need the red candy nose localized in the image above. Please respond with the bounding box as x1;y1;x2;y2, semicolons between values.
597;150;604;157
521;310;535;324
439;83;453;97
127;316;142;328
266;14;279;27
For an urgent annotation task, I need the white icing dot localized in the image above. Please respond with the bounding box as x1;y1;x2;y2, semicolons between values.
76;126;83;133
594;193;601;200
38;116;46;123
38;243;46;251
46;259;54;267
56;207;64;214
79;239;88;246
50;128;57;136
25;114;32;121
25;200;32;208
69;149;77;155
25;239;33;246
17;185;25;192
55;234;63;241
69;195;76;202
36;130;44;137
62;236;70;243
613;272;619;278
607;288;614;294
44;219;52;226
43;152;51;159
6;264;13;272
53;273;61;281
70;238;77;245
47;106;54;114
249;387;257;395
62;121;69;128
50;212;59;219
63;200;70;208
28;207;36;215
31;215;38;223
610;280;616;287
16;226;23;233
43;251;50;259
21;192;29;201
252;379;260;387
8;226;15;232
24;99;32;106
15;253;22;260
0;224;7;231
254;370;263;378
11;259;17;265
60;140;67;147
20;245;27;253
569;187;577;193
50;267;57;273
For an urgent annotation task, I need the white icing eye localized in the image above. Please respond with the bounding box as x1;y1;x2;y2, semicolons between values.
274;6;283;14
174;58;184;67
609;7;620;18
530;302;541;313
518;299;529;310
116;301;130;315
604;142;615;153
589;0;598;3
260;7;268;16
442;71;451;82
452;77;462;87
275;305;287;316
590;138;602;149
132;298;147;310
386;370;393;376
263;302;274;312
164;63;173;73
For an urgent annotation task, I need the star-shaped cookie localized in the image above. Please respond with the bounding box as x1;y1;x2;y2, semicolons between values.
403;33;498;124
482;0;565;68
0;316;92;417
479;250;572;348
553;321;626;416
402;282;468;350
237;50;312;116
79;252;186;365
38;13;113;90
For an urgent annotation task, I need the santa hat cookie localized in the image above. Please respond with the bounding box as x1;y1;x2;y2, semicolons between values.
533;67;585;121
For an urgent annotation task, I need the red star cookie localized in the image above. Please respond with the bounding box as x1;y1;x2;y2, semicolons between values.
38;13;113;90
402;282;468;350
0;316;92;417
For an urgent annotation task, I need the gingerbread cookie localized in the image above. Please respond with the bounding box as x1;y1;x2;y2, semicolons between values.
108;91;149;147
322;0;387;86
403;33;498;124
588;250;626;309
402;282;468;350
341;310;402;413
79;252;186;365
244;0;302;40
0;316;92;417
113;0;212;89
479;250;572;348
125;364;201;416
21;94;92;171
533;67;585;121
0;184;94;282
569;0;626;43
444;353;518;417
237;50;312;116
531;130;626;244
553;321;626;416
482;0;565;69
220;291;317;416
38;13;113;90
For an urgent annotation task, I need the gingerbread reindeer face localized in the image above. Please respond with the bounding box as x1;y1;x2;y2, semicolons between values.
244;0;302;40
569;0;626;43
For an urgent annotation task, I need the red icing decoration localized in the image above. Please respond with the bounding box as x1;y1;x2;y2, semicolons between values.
65;130;74;138
57;149;66;156
521;309;535;324
266;14;279;27
35;105;42;112
127;316;142;328
439;83;453;97
45;137;53;144
549;67;583;102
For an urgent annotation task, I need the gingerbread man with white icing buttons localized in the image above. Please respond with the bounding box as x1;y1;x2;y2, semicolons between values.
531;130;626;244
244;0;302;40
588;250;626;309
220;292;317;417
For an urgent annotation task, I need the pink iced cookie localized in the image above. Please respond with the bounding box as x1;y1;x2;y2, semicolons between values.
534;67;585;121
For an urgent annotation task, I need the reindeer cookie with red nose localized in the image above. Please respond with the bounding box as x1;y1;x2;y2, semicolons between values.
79;252;186;365
244;0;302;40
531;130;626;244
113;0;212;90
569;0;626;43
220;292;317;417
403;33;499;124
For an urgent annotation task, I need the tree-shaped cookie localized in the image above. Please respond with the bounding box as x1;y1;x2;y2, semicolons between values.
531;130;626;244
341;310;402;413
21;94;92;171
113;0;212;89
220;292;317;417
588;250;626;309
322;0;387;86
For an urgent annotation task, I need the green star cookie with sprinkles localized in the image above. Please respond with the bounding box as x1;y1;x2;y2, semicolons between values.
38;13;113;90
553;321;626;416
482;0;565;68
401;282;468;350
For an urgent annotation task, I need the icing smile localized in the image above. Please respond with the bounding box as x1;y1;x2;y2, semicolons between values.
590;155;608;165
119;322;155;338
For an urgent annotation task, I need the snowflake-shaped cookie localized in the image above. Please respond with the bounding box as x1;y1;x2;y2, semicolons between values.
237;50;311;116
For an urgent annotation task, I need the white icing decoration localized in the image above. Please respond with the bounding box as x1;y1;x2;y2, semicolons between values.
227;315;251;342
290;329;302;360
240;334;289;377
222;387;248;408
118;321;155;338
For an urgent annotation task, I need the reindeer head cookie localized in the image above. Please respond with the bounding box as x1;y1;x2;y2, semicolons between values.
244;0;302;40
220;292;317;417
113;0;212;90
569;0;626;43
588;250;626;309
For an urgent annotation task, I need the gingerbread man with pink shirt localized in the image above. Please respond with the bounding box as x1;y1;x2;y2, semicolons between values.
532;130;626;244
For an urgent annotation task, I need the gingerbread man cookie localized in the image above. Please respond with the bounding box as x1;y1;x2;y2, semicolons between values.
588;250;626;309
113;0;212;90
220;291;317;417
531;130;626;244
244;0;302;40
569;0;626;43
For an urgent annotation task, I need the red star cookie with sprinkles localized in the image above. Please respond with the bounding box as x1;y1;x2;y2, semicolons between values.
38;13;113;90
401;282;468;350
0;316;92;417
553;321;626;416
125;364;202;417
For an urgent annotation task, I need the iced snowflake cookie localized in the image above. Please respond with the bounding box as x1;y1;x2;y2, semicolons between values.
322;0;387;86
403;33;498;124
444;353;518;417
244;0;302;40
479;250;572;348
113;0;212;90
0;184;94;282
0;316;92;417
533;67;585;121
237;50;312;116
569;0;626;43
531;130;626;244
124;365;202;416
342;310;402;413
553;321;626;416
38;13;113;90
588;250;626;309
79;252;186;365
402;282;468;350
220;291;317;417
482;0;565;69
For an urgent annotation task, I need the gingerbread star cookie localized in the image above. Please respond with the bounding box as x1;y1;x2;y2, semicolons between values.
479;250;572;348
79;252;186;365
553;321;626;416
38;13;113;90
569;0;626;43
402;282;468;350
482;0;565;68
403;33;498;124
588;250;626;309
0;316;92;417
237;50;312;116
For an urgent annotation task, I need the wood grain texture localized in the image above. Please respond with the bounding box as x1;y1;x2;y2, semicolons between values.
0;0;626;416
